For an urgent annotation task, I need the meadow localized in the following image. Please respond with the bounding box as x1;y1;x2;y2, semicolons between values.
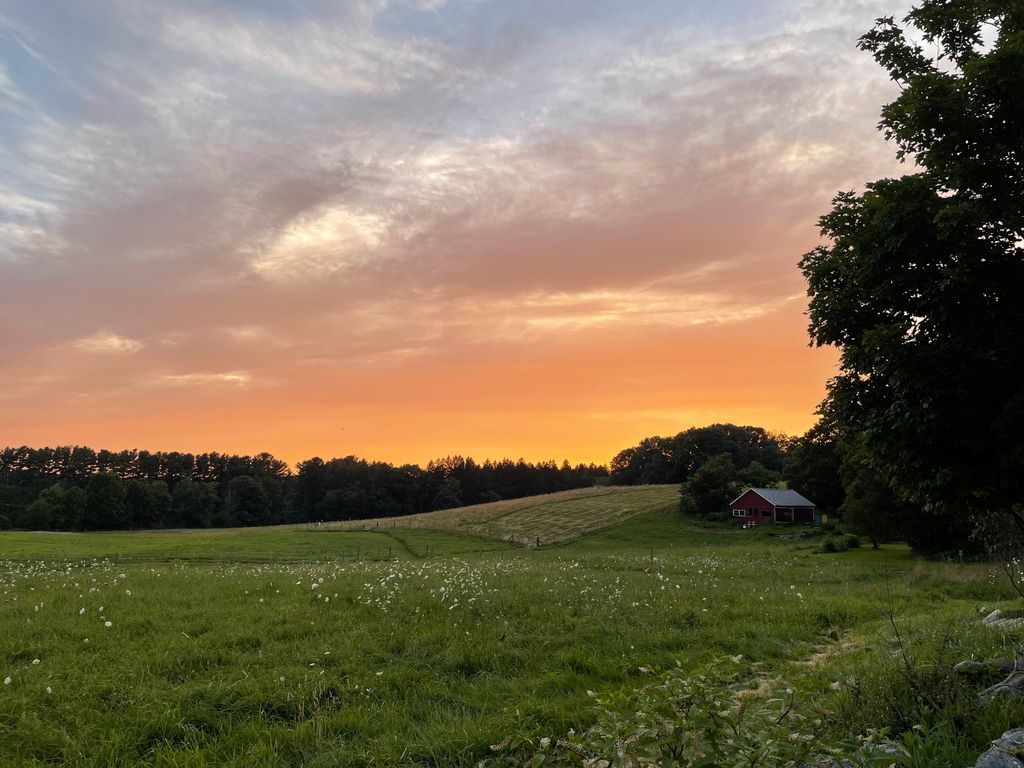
1;488;1022;767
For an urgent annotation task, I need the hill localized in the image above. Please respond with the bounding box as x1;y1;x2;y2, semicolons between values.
316;484;680;544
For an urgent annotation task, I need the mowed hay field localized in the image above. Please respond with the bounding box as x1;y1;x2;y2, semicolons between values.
319;485;680;544
1;495;1021;767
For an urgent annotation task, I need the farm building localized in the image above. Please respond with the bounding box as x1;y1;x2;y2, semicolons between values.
729;488;818;525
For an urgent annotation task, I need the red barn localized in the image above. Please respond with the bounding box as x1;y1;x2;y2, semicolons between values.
729;488;817;525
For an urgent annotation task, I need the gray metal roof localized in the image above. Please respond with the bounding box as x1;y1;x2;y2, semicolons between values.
731;488;816;508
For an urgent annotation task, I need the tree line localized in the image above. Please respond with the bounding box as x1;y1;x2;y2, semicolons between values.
0;446;607;531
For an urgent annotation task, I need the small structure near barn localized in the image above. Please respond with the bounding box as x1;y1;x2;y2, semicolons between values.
729;488;817;525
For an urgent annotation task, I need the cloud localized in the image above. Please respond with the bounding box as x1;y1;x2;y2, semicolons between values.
72;332;144;354
249;204;389;280
0;0;912;460
158;371;252;386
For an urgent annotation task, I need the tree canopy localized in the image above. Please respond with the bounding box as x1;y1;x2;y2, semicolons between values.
800;1;1024;526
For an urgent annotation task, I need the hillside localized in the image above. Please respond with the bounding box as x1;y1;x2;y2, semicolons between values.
316;484;680;544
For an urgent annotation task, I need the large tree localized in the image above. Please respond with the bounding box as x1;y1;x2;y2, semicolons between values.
800;2;1024;527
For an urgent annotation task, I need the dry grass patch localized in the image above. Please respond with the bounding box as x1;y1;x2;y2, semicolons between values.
317;485;680;544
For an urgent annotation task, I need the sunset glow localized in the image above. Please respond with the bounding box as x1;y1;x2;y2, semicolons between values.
0;1;909;466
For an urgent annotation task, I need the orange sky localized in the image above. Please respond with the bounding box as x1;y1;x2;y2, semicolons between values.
0;1;907;467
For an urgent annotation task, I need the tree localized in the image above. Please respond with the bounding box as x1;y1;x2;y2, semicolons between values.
431;478;463;511
800;2;1024;529
738;461;780;489
224;476;272;527
781;425;844;515
679;453;740;519
126;480;171;529
169;479;217;528
838;442;904;548
315;486;367;520
24;484;85;530
84;473;128;530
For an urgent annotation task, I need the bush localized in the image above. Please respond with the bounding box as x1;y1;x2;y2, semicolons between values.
821;537;849;553
846;534;862;549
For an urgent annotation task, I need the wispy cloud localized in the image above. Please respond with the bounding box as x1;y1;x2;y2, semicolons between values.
158;371;252;386
72;332;144;354
0;0;909;462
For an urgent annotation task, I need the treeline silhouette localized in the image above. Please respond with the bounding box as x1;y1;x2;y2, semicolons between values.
609;424;788;485
0;446;607;531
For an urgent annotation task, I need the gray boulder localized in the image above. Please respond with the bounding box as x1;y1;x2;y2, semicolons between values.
983;659;1024;702
972;728;1024;767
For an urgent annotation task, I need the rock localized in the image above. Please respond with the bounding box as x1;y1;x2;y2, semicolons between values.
982;610;1024;631
983;660;1024;701
972;728;1024;767
957;660;991;676
955;659;1017;678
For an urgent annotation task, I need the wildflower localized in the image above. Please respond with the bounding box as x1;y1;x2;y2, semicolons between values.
32;659;40;665
830;681;841;690
104;621;112;628
3;677;10;685
125;590;131;596
79;608;85;615
46;686;52;694
540;737;551;749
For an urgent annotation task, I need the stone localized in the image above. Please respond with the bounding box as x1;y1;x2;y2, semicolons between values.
983;660;1024;702
972;728;1024;767
955;659;1017;678
981;610;1024;631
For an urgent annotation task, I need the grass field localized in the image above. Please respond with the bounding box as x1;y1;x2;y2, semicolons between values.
1;492;1022;766
317;485;680;544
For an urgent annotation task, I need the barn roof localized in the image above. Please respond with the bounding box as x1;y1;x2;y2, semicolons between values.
731;488;816;508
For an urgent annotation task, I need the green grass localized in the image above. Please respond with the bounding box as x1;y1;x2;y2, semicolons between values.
0;525;510;562
1;498;1021;767
319;485;681;544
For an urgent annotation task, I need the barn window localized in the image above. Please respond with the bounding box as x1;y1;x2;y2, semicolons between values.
732;509;743;516
762;510;771;517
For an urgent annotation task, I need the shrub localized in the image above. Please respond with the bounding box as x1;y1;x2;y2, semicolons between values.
516;658;833;767
821;537;849;553
846;534;862;549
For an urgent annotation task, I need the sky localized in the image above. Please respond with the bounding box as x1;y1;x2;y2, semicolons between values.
0;0;910;467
